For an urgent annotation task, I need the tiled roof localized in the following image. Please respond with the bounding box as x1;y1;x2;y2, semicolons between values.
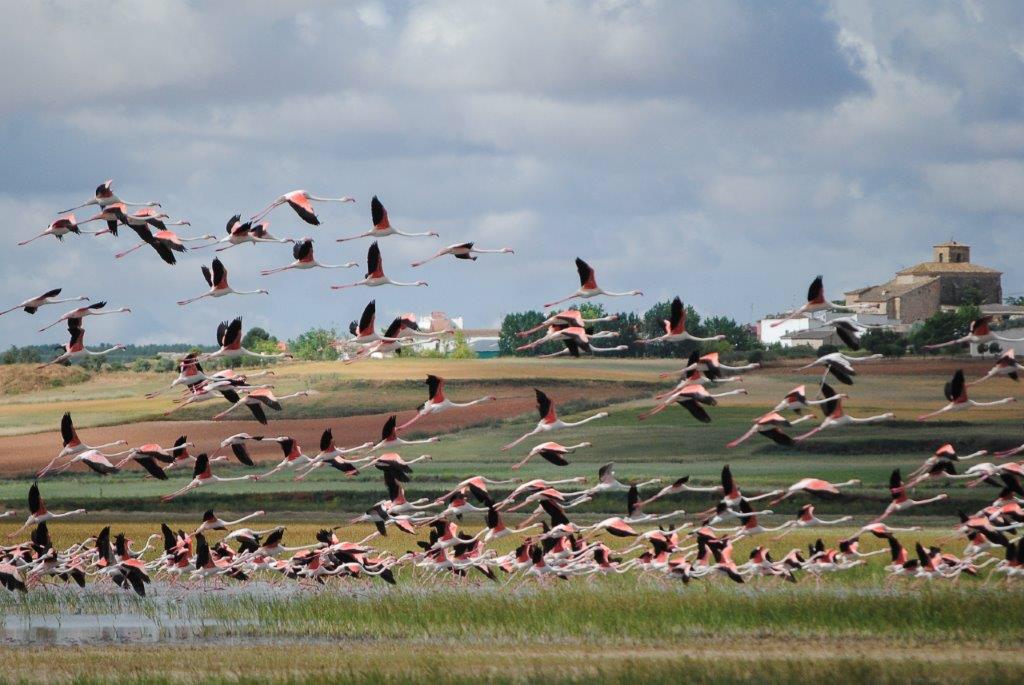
896;262;1001;275
845;277;937;301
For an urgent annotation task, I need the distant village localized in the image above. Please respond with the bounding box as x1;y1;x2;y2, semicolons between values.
758;241;1022;355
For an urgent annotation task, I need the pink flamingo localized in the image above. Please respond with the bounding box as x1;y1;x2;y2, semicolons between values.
637;297;725;344
793;383;893;441
770;275;852;327
398;375;496;430
511;441;592;470
410;241;514;267
37;319;124;368
0;289;89;317
501;389;608;451
7;484;86;539
58;179;160;213
251;190;355;226
160;453;257;502
917;369;1015;421
18;215;100;245
200;318;291;361
970;348;1024;385
115;228;215;260
260;238;357;275
213;215;295;251
178;257;269;305
543;257;643;308
36;412;128;478
38;301;131;332
331;241;427;290
924;316;1024;350
336;196;439;242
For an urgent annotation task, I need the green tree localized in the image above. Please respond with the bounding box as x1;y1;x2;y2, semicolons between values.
242;327;276;349
289;328;338;361
449;330;477;359
860;329;906;357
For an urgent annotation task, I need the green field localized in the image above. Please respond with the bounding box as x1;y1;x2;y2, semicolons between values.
0;357;1021;683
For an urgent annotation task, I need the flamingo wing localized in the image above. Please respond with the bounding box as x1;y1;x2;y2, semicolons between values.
287;194;319;225
211;258;226;287
367;241;382;278
806;275;824;304
574;257;596;289
371;196;389;229
61;412;78;446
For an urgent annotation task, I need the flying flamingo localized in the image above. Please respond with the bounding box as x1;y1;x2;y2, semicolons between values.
793;383;894;441
115;227;215;261
260;238;357;276
251;190;355;226
331;242;427;290
410;241;514;267
770;275;852;327
798;352;883;386
908;443;988;480
769;477;861;505
637;297;725;345
398;375;496;430
516;310;620;340
36;412;128;478
923;316;1024;350
160;453;257;502
726;411;814;448
369;415;441;452
346;300;393;344
46;449;122;477
637;384;748;422
522;327;627;358
86;204;190;238
772;504;852;539
18;215;100;245
971;348;1024;385
194;510;267;535
336;196;439;242
511;441;592;470
59;179;160;213
178;258;269;305
769;384;837;414
212;387;317;423
213;215;295;251
543;257;643;308
162;378;273;418
6;484;86;538
0;289;89;317
917;369;1015;421
872;469;948;523
38;301;131;332
200;318;291;361
501;389;608;451
294;428;374;480
658;351;760;381
37;319;125;368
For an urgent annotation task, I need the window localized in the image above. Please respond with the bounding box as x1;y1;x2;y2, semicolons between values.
938;254;944;262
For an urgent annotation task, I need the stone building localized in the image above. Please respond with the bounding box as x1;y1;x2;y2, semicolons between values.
844;241;1003;325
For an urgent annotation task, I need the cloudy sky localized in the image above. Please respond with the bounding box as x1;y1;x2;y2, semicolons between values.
3;0;1023;346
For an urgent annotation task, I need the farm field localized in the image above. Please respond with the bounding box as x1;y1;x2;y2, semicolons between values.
1;356;1022;684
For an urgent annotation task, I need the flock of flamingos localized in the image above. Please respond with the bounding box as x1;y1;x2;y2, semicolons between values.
2;180;1024;595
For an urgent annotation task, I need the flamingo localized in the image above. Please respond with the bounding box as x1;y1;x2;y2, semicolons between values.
398;375;496;430
215;434;263;467
178;258;270;305
260;238;357;276
658;351;759;381
251;190;355;226
160;454;257;502
368;415;441;453
924;315;1024;350
516;321;621;353
331;242;427;290
38;301;131;332
637;297;725;345
531;327;628;358
37;319;125;368
871;469;948;523
637;384;748;422
773;504;852;538
516;310;619;339
769;477;861;505
294;428;374;481
194;510;266;535
501;389;608;450
212;387;317;424
410;241;514;267
99;206;190;237
917;369;1015;421
769;275;852;327
335;195;438;242
213;215;295;251
511;441;592;470
59;179;160;213
6;484;86;538
253;437;317;480
162;378;273;417
46;449;122;477
0;289;89;317
543;257;643;308
726;411;814;448
971;348;1024;385
797;352;883;386
908;443;988;480
115;228;215;261
769;384;837;415
200;318;291;361
36;412;129;478
793;383;894;441
18;215;100;245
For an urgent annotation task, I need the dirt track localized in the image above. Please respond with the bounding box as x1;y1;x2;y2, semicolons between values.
0;386;629;476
